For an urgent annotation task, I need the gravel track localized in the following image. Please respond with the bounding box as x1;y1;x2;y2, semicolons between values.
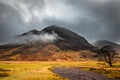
53;67;118;80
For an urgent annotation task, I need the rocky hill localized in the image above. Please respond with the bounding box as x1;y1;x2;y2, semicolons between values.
16;25;94;51
0;25;96;61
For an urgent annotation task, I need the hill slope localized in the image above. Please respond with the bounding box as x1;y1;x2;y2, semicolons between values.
0;43;96;61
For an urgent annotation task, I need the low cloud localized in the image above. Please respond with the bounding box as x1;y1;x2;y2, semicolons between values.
8;31;62;45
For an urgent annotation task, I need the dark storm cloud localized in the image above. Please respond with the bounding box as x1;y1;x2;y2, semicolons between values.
86;0;120;42
101;1;120;42
63;0;120;43
0;3;24;43
0;0;120;44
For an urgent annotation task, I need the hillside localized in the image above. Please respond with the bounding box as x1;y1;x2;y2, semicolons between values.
0;43;96;61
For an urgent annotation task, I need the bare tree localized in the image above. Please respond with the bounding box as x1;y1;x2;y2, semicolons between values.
98;45;117;67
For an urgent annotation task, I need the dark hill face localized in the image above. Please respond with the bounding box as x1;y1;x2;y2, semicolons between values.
41;25;93;51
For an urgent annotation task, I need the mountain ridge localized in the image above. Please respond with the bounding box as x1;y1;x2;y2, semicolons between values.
15;25;94;51
0;25;97;61
93;40;120;49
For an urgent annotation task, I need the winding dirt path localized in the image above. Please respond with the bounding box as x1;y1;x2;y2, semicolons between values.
53;67;113;80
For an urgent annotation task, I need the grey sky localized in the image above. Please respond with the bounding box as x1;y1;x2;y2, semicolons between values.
0;0;120;44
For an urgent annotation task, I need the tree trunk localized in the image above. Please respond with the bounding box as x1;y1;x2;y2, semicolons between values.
109;61;113;67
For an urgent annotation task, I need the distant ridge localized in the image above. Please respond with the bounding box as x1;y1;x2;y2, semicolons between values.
93;40;120;49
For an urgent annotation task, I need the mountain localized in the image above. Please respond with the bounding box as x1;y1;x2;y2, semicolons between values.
17;25;94;51
42;25;94;50
93;40;120;49
0;25;96;61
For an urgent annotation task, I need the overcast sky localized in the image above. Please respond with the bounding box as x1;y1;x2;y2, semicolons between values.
0;0;120;44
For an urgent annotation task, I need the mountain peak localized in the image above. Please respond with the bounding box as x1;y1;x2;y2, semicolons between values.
10;25;94;51
41;25;93;51
20;29;40;36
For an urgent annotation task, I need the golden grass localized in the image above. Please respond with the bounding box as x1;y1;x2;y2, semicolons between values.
0;61;120;80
